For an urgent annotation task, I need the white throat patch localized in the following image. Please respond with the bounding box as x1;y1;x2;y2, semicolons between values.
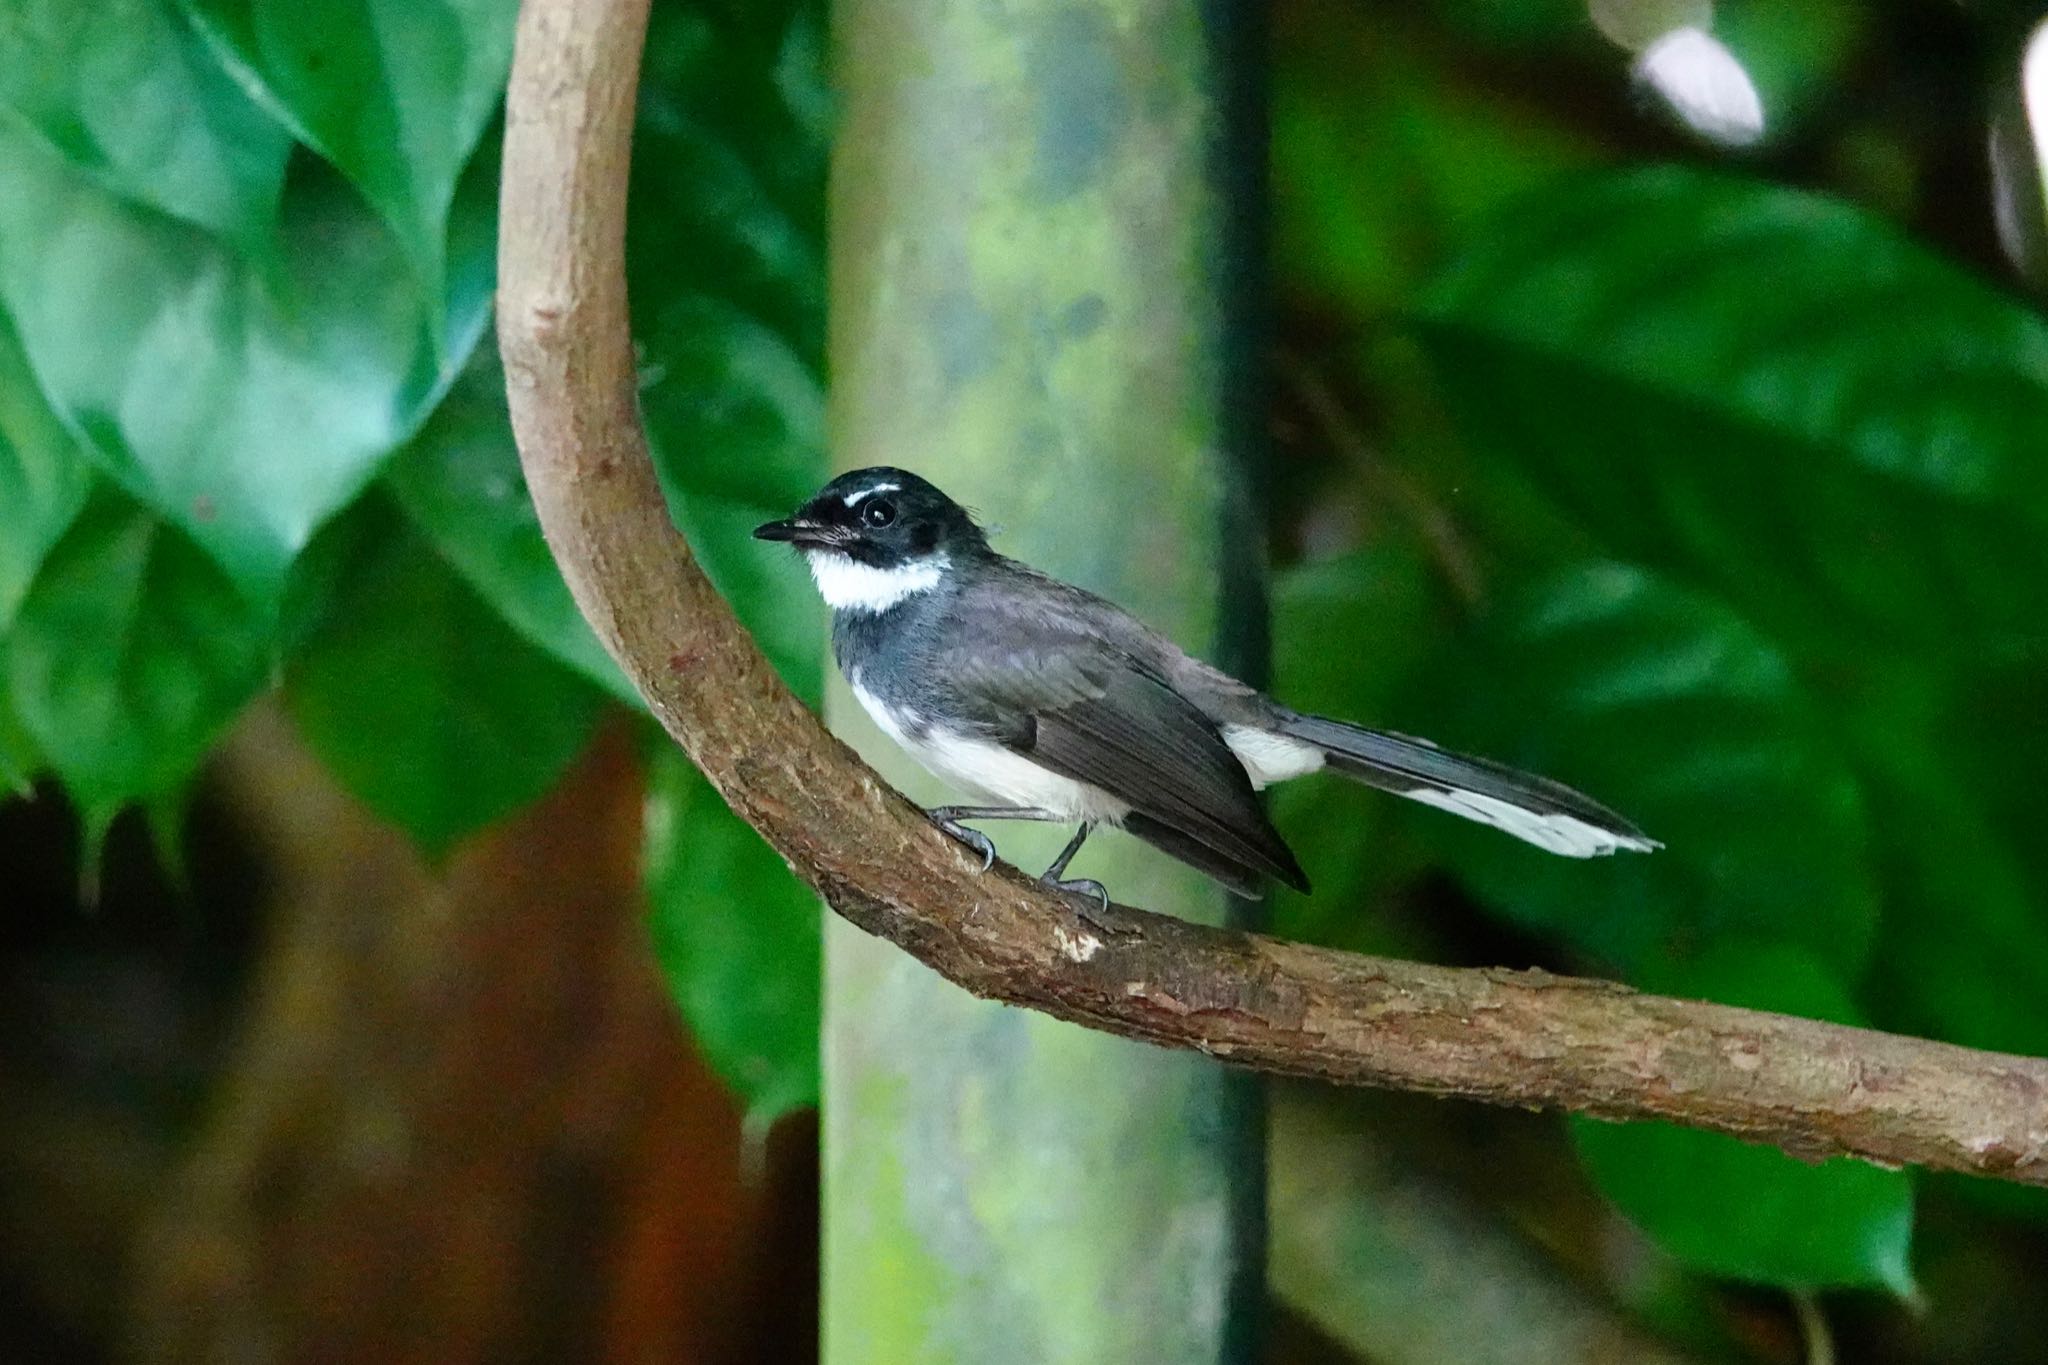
806;551;947;613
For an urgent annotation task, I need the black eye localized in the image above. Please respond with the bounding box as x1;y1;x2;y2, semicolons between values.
862;498;897;529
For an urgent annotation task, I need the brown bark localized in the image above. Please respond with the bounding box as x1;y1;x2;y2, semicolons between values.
496;0;2048;1190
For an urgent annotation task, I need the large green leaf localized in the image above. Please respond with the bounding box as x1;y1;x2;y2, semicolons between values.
0;124;489;604
1573;944;1915;1293
384;349;634;704
6;490;269;829
182;0;516;294
283;503;606;856
0;0;291;250
0;309;92;631
1417;168;2048;655
1414;561;1876;976
1924;658;2048;915
1840;678;2048;1061
644;744;819;1122
642;295;827;517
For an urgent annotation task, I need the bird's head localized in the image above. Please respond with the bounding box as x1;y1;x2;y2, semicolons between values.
753;467;988;612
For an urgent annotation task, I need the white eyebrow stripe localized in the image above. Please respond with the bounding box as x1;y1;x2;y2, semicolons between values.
843;483;900;506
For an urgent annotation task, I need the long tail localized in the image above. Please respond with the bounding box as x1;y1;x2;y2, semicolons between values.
1277;714;1659;858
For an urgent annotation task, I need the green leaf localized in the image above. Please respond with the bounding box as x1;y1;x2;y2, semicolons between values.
0;123;489;604
633;0;828;515
0;647;38;796
385;348;636;704
1416;561;1876;976
1863;765;2048;1054
1922;658;2048;916
0;0;292;249
644;744;819;1121
642;296;827;515
1845;669;2048;1059
284;503;605;856
0;308;92;631
1572;943;1915;1293
182;0;516;293
6;490;268;827
1417;168;2048;655
634;0;826;334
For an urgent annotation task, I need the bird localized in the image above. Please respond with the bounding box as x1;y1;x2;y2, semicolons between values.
755;467;1658;908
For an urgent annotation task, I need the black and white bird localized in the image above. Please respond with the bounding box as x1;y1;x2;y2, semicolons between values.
755;467;1657;906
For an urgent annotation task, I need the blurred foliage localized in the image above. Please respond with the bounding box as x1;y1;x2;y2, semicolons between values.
3;0;2048;1352
384;350;635;701
0;0;827;1118
1260;0;2048;1312
1419;169;2048;655
8;488;267;839
0;0;294;252
282;498;607;858
183;0;517;309
0;310;90;634
1418;561;1878;978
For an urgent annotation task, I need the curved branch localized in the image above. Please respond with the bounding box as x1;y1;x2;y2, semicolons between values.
496;0;2048;1189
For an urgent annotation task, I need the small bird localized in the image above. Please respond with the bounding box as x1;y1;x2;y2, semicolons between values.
756;467;1657;907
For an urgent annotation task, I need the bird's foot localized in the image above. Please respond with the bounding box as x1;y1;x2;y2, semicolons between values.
1040;875;1110;917
933;817;996;872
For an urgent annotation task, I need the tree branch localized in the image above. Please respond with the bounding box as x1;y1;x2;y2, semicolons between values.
497;0;2048;1189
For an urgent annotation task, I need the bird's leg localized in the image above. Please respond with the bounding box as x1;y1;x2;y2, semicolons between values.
1038;823;1108;913
925;805;1063;872
1041;822;1091;879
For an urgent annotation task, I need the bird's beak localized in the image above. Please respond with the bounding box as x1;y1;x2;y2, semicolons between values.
753;517;810;544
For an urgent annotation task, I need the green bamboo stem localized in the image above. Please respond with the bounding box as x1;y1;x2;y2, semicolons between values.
825;1;1264;1358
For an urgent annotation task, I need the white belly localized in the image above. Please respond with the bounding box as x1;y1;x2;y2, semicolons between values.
851;681;1131;823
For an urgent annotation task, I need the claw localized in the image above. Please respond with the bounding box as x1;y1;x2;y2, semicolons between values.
1042;875;1110;915
936;818;997;872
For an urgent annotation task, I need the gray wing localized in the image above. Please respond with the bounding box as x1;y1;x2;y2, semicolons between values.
947;638;1308;893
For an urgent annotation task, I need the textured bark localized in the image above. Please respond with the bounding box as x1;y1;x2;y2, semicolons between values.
497;0;2048;1191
